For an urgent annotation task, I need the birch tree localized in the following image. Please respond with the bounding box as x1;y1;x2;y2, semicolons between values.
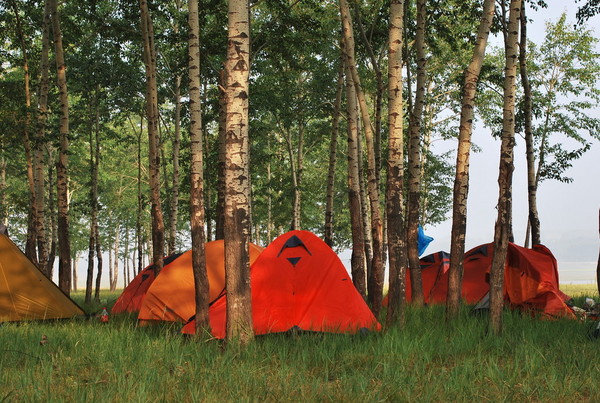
140;0;165;275
224;0;253;344
386;0;407;326
489;0;522;335
188;0;210;334
50;0;72;293
446;0;495;320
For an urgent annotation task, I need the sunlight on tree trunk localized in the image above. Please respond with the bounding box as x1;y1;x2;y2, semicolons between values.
446;0;496;321
386;0;407;327
50;0;72;294
140;0;165;275
188;0;211;335
224;0;254;345
489;0;521;335
345;59;368;301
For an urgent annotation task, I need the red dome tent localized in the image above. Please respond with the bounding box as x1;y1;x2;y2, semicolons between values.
183;230;381;337
386;242;574;319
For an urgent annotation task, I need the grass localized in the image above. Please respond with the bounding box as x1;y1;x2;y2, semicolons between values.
1;285;600;402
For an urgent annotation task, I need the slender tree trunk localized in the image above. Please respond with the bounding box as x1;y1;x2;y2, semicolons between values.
340;0;384;316
216;70;227;240
353;0;383;184
94;219;103;301
85;106;98;304
45;157;57;276
188;0;210;334
12;0;38;265
446;0;495;320
140;0;165;275
489;0;521;335
386;0;407;327
283;124;304;230
519;3;539;247
123;226;130;288
136;115;144;274
324;60;344;248
50;0;72;294
34;0;51;271
111;224;119;291
266;138;273;242
345;60;367;300
357;127;373;286
406;0;426;307
0;151;6;225
72;256;78;292
168;74;182;255
224;0;253;345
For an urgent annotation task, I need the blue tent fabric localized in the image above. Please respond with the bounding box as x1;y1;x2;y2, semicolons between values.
418;226;433;256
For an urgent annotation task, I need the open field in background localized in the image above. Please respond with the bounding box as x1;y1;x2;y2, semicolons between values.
561;283;598;298
2;286;600;402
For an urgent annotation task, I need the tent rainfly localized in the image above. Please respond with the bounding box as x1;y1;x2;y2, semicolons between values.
0;233;84;322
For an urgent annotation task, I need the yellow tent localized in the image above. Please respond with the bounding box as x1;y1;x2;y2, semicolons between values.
0;233;84;322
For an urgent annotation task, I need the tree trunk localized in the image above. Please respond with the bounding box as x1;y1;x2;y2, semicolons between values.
216;70;227;241
50;0;72;294
345;59;367;300
283;123;304;230
519;3;540;247
123;226;130;288
324;60;344;248
340;0;384;316
136;115;144;274
34;0;52;271
489;0;521;335
169;74;182;255
12;0;38;265
386;0;407;327
224;0;254;345
111;224;119;291
406;0;426;307
85;102;98;304
188;0;211;335
446;0;495;320
140;0;165;275
353;0;383;185
94;219;103;301
45;157;57;276
0;151;6;225
72;256;78;292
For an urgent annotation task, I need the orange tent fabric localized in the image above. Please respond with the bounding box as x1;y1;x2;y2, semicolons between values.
0;233;84;322
111;252;182;314
183;230;381;337
386;242;574;319
138;240;263;322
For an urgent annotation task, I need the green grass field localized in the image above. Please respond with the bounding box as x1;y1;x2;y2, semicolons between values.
1;285;599;402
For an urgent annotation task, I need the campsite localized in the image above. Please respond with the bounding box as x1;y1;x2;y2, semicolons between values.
3;228;600;401
2;288;600;401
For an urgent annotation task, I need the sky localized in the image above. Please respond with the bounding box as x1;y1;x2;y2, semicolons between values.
423;4;599;283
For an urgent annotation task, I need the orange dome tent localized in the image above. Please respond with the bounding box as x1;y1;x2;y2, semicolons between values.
183;230;381;337
138;240;263;322
111;253;183;314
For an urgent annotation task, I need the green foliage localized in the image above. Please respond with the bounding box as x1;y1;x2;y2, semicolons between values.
478;13;600;183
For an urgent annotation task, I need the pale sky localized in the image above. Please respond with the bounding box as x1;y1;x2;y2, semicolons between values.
425;4;599;283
